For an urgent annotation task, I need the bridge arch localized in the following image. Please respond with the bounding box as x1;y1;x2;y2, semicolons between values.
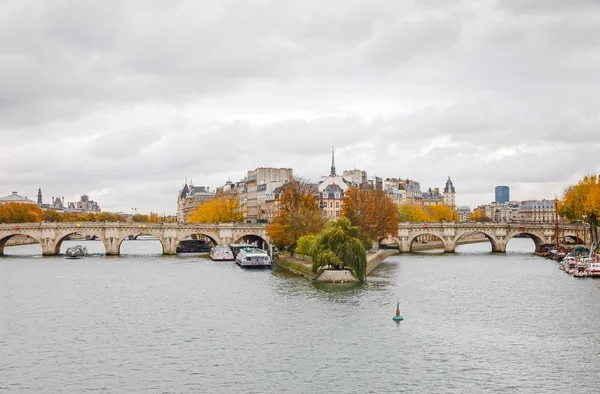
454;230;499;253
505;231;546;251
406;232;448;253
118;233;167;255
0;233;42;256
233;234;270;250
54;231;106;255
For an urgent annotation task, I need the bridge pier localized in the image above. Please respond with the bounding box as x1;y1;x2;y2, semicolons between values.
444;241;456;253
41;238;58;256
103;237;121;256
161;237;178;255
492;242;507;253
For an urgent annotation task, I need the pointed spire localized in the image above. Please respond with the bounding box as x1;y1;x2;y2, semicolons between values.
330;147;336;177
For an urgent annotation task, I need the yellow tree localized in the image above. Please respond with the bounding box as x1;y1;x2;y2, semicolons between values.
267;178;325;250
187;195;244;223
427;204;457;222
560;174;600;248
342;186;398;242
398;203;429;222
470;208;490;222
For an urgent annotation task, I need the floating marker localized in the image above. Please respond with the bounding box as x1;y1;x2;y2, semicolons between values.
392;301;404;321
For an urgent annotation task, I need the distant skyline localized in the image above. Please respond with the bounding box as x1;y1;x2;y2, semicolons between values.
2;0;600;214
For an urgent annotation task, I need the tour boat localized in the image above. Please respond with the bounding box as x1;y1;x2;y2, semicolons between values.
584;257;600;277
209;245;234;261
65;245;87;259
235;247;271;268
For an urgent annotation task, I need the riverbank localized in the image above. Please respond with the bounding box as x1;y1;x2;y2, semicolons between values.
273;248;399;281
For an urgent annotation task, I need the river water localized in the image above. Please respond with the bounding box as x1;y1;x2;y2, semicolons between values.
1;238;599;393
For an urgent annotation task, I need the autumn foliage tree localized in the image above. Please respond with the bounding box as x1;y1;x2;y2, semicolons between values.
266;179;325;250
0;203;43;223
398;203;460;222
0;204;128;223
187;195;244;223
341;186;398;243
559;174;600;249
469;208;491;222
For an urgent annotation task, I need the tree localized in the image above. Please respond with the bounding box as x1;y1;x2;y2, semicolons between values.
295;233;318;256
266;178;325;251
560;174;600;249
0;203;43;223
341;187;398;243
311;218;368;281
187;195;244;223
427;204;457;222
470;209;491;222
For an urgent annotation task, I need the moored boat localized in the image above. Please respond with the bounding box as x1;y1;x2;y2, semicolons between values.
176;239;212;253
235;247;271;268
584;257;600;277
573;261;588;278
209;245;234;261
65;245;87;259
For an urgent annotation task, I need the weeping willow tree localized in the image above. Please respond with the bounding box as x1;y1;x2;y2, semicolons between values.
311;217;369;281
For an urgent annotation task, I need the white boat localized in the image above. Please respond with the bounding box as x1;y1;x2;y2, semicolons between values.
584;257;600;277
209;245;234;261
235;247;271;268
65;245;87;259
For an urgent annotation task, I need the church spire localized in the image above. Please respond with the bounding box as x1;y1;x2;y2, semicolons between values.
330;147;336;177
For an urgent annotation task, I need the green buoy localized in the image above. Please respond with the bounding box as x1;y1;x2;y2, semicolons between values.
393;301;404;321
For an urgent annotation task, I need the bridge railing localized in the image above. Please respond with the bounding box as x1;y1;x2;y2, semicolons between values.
0;222;270;230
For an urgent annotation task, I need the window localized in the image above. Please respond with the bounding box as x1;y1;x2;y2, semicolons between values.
336;211;339;217
330;201;333;208
336;202;340;208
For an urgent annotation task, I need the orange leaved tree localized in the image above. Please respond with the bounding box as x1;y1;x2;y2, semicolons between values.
267;178;324;251
341;186;398;243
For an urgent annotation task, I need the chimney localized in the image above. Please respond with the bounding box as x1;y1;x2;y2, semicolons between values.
12;191;17;195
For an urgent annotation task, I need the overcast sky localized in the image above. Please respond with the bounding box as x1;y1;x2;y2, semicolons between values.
1;0;599;214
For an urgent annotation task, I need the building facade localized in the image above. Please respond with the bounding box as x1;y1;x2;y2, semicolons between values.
456;206;471;222
245;167;293;223
177;181;215;222
318;150;353;219
0;191;35;204
495;186;510;204
443;177;456;207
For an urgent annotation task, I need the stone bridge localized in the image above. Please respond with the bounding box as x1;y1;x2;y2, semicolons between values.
0;222;270;256
393;222;583;253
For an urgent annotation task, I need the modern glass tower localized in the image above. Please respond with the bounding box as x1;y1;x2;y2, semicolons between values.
495;186;510;203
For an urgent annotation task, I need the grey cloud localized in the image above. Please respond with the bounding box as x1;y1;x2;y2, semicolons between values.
2;0;600;213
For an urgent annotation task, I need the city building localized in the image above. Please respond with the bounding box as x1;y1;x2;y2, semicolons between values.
490;201;520;222
0;191;35;204
495;186;510;204
518;199;556;223
34;189;101;213
456;206;471;222
67;194;101;213
177;180;214;222
318;149;353;219
383;178;408;205
422;187;444;206
443;177;456;207
245;167;293;223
